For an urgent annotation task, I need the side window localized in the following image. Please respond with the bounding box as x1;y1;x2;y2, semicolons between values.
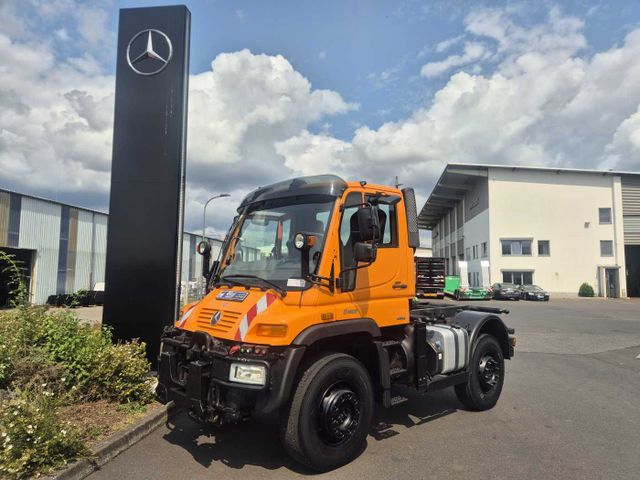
281;218;291;256
339;192;363;290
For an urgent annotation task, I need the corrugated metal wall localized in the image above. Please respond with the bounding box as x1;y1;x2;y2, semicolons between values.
622;176;640;245
65;208;79;293
3;188;226;304
0;191;10;245
74;209;96;291
93;213;108;287
181;234;191;287
18;196;62;304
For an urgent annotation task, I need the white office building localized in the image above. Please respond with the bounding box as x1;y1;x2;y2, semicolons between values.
418;164;640;298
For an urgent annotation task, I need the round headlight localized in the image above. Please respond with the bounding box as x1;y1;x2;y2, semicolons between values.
294;233;305;250
197;240;211;255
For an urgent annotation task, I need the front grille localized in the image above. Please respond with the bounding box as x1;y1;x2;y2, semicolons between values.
195;308;241;335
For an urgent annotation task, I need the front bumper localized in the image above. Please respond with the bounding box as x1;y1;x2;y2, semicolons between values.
157;327;304;423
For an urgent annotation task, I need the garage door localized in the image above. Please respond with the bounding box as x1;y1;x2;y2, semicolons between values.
621;177;640;245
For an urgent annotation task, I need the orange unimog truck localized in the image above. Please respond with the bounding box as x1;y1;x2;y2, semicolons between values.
157;175;515;471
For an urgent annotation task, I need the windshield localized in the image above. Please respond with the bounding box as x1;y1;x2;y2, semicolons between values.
220;196;335;288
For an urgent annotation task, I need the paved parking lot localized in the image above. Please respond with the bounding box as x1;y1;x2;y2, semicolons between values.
88;298;640;480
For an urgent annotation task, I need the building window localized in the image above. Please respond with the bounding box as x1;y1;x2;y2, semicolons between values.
599;208;612;224
538;240;550;256
600;240;613;257
481;242;487;257
466;247;470;259
501;239;532;256
502;271;533;285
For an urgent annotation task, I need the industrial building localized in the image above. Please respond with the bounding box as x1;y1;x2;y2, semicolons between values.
0;188;222;306
419;164;640;298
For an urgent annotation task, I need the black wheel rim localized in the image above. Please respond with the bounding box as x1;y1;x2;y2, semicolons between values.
478;353;501;394
318;383;361;446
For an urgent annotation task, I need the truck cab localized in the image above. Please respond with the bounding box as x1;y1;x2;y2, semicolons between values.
157;175;515;471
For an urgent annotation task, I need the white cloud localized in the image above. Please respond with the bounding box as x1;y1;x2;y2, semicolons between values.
2;1;640;238
74;5;109;45
421;41;491;78
184;49;356;231
276;130;351;176
0;4;356;233
280;7;640;192
368;57;407;88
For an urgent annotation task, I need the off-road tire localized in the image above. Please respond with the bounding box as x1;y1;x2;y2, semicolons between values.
455;334;505;411
280;353;373;471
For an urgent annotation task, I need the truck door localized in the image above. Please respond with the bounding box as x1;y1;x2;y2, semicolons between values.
337;192;408;327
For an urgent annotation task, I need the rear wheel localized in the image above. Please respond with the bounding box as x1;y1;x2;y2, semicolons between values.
455;334;505;411
280;353;373;471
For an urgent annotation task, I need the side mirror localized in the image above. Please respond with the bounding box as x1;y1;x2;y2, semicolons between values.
354;242;377;263
356;206;380;242
197;240;211;278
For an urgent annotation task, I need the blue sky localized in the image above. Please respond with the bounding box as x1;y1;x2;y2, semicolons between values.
1;0;640;237
111;0;640;138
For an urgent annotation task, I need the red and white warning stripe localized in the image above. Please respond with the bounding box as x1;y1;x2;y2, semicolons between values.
235;292;277;341
177;305;195;328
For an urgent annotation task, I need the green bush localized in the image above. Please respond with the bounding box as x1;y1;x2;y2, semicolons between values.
89;341;154;404
0;307;152;404
578;282;595;297
42;310;113;395
0;252;155;477
0;387;88;479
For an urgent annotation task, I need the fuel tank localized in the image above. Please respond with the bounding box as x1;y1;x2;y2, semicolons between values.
426;324;469;375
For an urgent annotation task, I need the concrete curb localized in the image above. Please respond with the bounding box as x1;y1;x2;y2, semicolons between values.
48;402;174;480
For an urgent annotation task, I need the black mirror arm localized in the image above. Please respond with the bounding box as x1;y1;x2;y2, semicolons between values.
308;273;335;292
340;260;375;276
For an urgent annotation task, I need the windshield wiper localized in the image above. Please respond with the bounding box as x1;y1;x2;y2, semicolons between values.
218;275;287;298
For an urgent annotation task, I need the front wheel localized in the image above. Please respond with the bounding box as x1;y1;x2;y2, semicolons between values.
455;334;505;411
280;353;374;471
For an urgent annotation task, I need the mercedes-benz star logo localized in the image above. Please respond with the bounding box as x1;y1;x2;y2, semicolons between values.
126;29;173;76
210;311;222;326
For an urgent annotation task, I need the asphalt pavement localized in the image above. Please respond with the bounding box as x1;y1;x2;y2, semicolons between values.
87;298;640;480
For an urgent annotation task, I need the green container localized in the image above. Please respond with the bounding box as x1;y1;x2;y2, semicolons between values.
444;275;460;295
444;275;491;300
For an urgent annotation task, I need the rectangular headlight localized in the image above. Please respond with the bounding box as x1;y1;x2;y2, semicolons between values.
229;363;267;386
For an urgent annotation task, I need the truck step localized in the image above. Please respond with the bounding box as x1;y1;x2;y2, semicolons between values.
390;395;409;407
389;367;407;378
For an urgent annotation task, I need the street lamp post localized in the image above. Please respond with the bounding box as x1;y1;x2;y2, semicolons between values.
202;193;230;246
196;193;230;300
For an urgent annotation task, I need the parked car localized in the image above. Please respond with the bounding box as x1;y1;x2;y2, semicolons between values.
491;283;522;300
519;284;550;301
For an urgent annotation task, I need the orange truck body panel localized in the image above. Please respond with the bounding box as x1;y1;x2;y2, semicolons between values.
176;181;416;345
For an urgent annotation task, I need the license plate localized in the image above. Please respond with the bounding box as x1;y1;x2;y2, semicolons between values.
216;290;249;302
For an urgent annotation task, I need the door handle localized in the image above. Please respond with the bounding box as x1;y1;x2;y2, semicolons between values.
393;282;407;290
